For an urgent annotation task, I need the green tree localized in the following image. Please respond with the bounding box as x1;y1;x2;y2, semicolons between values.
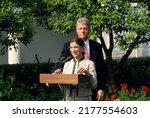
1;0;149;88
0;0;35;55
40;0;150;85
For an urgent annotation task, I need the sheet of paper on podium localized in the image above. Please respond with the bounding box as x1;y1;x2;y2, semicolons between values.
40;74;89;84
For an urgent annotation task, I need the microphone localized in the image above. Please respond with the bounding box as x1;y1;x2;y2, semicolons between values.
57;56;66;62
62;56;72;63
52;56;72;72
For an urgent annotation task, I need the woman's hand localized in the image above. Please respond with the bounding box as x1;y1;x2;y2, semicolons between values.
77;67;88;74
54;68;62;74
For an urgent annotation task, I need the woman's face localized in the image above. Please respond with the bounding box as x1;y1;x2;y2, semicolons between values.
70;42;83;60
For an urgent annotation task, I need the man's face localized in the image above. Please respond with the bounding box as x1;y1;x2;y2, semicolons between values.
76;23;90;41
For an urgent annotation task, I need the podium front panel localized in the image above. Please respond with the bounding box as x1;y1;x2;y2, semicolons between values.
40;74;79;84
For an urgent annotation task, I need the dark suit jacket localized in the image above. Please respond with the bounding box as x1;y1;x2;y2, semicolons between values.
56;39;107;91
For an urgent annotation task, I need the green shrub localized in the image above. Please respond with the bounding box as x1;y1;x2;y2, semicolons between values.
0;63;63;101
115;57;150;87
104;84;150;101
0;57;150;101
0;71;14;100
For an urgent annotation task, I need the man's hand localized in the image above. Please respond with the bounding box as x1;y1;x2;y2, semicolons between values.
97;90;104;101
46;83;50;87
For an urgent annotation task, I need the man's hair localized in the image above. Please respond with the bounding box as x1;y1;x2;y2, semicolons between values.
76;17;90;27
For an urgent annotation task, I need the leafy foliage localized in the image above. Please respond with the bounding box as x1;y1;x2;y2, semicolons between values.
0;0;35;54
0;62;62;101
105;84;150;101
41;0;150;85
0;0;150;86
0;59;150;101
0;71;14;100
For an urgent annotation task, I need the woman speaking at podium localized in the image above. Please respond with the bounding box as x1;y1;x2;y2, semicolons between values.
56;38;97;101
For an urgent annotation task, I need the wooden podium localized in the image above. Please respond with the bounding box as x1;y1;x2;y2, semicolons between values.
40;74;89;84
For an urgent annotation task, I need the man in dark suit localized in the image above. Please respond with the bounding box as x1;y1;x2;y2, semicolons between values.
54;17;107;101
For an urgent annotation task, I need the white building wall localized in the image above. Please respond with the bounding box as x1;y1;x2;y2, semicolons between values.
0;51;8;65
112;43;150;59
102;32;150;59
19;26;75;63
0;25;149;65
0;26;75;64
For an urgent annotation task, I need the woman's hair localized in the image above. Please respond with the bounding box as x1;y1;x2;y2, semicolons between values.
70;38;85;48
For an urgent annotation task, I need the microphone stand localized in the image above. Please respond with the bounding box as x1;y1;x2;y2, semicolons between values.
52;56;72;72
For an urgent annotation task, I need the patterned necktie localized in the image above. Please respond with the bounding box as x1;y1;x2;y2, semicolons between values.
84;45;89;59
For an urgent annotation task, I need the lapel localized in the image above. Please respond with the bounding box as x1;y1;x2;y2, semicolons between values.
89;40;97;62
67;59;75;74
